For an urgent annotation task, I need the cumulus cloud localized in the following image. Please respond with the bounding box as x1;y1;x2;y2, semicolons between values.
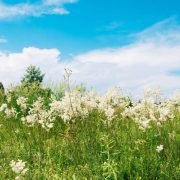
0;47;62;85
0;18;180;95
0;0;77;19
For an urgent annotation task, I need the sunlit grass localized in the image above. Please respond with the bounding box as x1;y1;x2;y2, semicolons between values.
0;83;179;179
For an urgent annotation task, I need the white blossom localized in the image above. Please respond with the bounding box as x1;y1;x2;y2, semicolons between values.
16;97;28;110
0;103;7;112
156;145;164;153
10;160;28;176
4;108;16;118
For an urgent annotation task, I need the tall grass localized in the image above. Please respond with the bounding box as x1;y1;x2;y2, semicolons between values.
0;83;179;179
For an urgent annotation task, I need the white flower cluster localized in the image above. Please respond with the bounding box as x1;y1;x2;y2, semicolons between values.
98;88;122;122
0;87;178;131
50;87;128;123
166;92;180;112
0;103;16;118
122;89;176;130
21;97;55;130
50;90;91;122
16;97;28;111
10;160;28;180
156;144;163;153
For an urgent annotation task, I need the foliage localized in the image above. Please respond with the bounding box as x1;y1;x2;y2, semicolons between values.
21;65;45;85
0;82;5;104
6;83;52;108
0;82;4;93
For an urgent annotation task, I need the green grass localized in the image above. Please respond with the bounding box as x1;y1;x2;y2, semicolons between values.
0;110;179;179
0;83;180;179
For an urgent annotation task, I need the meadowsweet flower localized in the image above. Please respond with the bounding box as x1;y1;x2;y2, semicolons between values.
21;114;37;127
156;145;163;153
1;84;177;132
15;176;21;180
122;88;174;130
7;94;12;103
29;97;44;114
10;160;28;177
0;103;17;118
144;88;162;104
166;92;180;112
0;103;7;112
16;96;28;110
4;108;16;118
46;123;54;129
104;106;115;122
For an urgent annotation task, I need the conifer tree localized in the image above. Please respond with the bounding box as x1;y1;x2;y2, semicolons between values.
21;65;45;85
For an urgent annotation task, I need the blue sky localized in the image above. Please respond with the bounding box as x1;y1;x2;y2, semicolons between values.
1;0;180;57
0;0;180;94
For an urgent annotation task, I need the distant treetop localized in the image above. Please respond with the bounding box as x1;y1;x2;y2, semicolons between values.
21;65;45;85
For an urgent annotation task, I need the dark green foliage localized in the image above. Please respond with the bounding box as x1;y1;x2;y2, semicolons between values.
6;82;52;108
0;82;4;93
0;82;5;103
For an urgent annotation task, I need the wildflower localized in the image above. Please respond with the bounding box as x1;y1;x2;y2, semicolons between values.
46;123;54;129
10;160;28;178
0;103;17;118
16;97;28;110
21;114;37;127
21;98;56;130
15;176;21;180
144;88;162;104
0;103;7;112
104;106;115;122
122;88;175;131
4;108;17;118
7;95;12;103
156;145;163;153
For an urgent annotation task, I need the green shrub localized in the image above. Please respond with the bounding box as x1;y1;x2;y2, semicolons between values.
6;82;52;107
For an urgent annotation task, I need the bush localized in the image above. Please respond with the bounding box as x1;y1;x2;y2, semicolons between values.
6;82;52;108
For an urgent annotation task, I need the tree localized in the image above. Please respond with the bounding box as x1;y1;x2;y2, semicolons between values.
0;82;4;93
0;82;5;103
21;65;45;85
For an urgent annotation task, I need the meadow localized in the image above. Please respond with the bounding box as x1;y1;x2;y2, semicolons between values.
0;68;179;179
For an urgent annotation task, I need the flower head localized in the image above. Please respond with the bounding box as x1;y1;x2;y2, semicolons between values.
156;144;163;153
10;160;28;175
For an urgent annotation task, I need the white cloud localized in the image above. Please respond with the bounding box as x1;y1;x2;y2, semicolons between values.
0;47;62;85
0;0;77;19
0;19;180;95
43;0;77;6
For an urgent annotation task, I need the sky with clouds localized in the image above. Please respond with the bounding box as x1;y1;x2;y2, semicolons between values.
0;0;180;95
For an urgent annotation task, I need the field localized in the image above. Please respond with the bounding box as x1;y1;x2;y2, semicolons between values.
0;79;179;179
